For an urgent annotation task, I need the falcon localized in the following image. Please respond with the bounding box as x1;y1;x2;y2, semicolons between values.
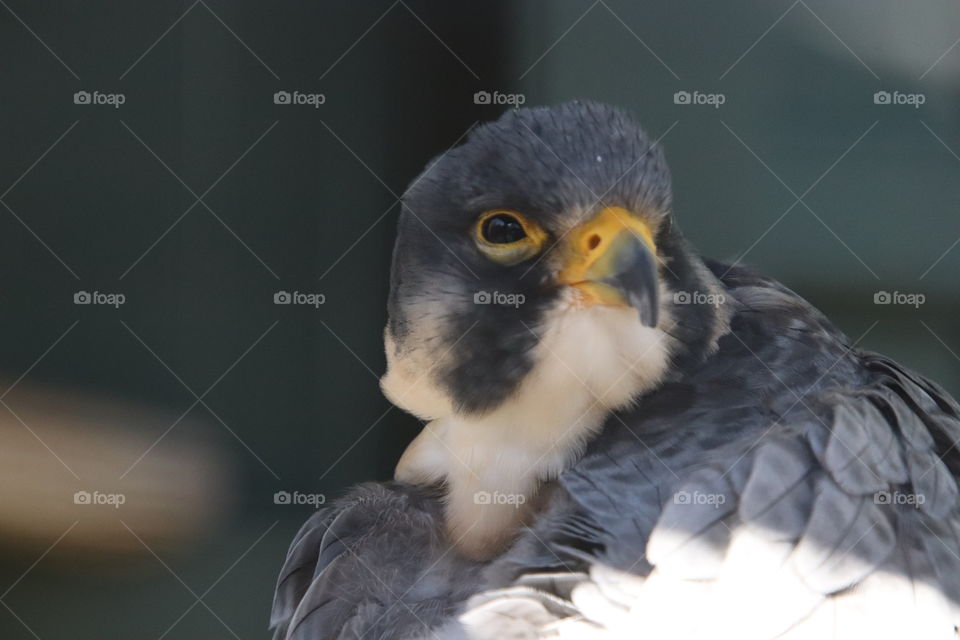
271;101;960;639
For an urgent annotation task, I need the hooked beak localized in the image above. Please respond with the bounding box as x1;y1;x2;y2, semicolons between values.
558;206;659;327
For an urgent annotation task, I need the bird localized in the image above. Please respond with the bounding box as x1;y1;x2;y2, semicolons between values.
270;101;960;639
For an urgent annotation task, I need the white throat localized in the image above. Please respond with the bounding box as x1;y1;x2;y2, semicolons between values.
391;298;674;559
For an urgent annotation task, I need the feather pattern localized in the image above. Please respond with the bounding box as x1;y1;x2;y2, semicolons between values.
271;262;960;639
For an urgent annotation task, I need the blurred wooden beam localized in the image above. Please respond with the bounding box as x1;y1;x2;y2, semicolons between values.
0;381;232;555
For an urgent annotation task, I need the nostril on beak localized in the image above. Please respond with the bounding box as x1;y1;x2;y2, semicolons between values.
587;234;602;251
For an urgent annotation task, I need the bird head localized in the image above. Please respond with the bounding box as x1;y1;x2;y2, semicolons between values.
381;101;728;424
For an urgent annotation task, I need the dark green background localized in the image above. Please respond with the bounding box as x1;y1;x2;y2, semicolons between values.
0;1;958;637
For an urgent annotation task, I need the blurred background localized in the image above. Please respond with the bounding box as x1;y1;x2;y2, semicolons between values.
0;1;958;637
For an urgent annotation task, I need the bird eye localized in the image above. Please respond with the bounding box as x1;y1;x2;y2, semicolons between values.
481;214;526;244
473;210;548;266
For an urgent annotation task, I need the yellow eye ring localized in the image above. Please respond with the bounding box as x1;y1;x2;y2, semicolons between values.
473;210;548;266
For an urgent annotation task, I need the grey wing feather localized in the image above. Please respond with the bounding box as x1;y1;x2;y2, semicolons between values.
451;366;957;637
274;268;960;639
790;482;895;594
738;436;815;540
270;483;482;640
446;354;960;639
271;506;341;635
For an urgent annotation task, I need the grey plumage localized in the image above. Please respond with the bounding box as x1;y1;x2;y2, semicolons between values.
271;103;960;639
273;263;960;638
272;484;484;639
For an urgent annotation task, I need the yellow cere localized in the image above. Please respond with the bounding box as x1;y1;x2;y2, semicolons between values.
558;206;657;308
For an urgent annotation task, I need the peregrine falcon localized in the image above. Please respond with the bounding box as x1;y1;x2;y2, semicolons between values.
271;102;960;639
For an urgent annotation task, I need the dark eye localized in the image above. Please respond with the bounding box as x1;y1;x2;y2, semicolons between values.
473;210;547;265
481;213;527;244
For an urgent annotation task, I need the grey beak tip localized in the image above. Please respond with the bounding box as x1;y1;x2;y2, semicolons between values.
629;290;658;328
604;234;659;328
640;305;659;328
